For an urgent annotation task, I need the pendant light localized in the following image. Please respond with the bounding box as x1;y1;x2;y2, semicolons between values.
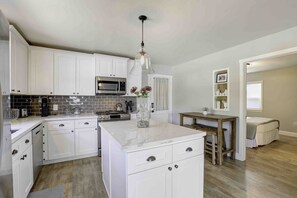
130;15;154;74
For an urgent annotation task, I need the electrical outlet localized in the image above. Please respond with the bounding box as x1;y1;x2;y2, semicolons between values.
53;104;58;111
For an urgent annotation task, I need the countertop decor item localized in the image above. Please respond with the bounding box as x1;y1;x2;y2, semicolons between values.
202;107;209;116
130;86;152;128
130;15;154;74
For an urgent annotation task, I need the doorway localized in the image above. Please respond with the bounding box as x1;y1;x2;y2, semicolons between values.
148;74;173;123
238;46;297;161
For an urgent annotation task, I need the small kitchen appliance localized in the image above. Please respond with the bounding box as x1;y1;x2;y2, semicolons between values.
41;97;49;117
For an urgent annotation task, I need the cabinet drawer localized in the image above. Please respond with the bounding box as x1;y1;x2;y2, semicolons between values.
75;119;97;129
172;139;204;162
127;145;172;175
47;120;74;131
12;132;32;161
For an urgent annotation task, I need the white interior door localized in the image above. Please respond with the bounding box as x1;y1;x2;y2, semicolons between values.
148;74;172;123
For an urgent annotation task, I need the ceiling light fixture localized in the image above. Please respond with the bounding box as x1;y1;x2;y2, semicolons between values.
130;15;154;74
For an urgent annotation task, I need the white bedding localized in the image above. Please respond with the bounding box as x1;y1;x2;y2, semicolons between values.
246;117;280;148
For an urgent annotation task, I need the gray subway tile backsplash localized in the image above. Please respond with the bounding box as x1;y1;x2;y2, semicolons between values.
11;95;136;116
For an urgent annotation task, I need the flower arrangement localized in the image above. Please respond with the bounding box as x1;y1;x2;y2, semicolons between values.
130;86;152;98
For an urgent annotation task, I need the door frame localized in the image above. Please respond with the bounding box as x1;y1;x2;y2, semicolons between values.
148;74;173;123
238;46;297;161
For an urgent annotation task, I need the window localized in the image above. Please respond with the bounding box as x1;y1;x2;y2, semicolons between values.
247;81;263;111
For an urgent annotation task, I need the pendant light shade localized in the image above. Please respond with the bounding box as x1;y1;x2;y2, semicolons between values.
130;15;154;74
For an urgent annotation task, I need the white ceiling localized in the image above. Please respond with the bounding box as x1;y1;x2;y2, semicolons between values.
247;53;297;73
1;0;297;66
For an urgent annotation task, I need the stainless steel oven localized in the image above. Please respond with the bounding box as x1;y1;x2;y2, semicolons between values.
95;76;126;95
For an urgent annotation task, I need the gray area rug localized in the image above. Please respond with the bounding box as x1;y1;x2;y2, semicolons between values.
28;186;64;198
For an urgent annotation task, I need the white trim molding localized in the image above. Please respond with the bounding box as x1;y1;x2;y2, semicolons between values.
279;130;297;137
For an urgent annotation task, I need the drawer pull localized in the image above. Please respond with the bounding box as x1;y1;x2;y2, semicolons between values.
84;122;89;125
25;139;30;144
59;124;65;127
35;130;40;135
186;147;193;152
12;149;18;155
174;164;179;169
146;156;156;162
20;156;25;160
168;167;172;171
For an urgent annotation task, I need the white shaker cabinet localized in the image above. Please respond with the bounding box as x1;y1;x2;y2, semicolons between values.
54;52;77;95
95;54;128;78
12;132;33;198
76;54;95;96
10;25;29;94
54;51;95;96
29;47;54;95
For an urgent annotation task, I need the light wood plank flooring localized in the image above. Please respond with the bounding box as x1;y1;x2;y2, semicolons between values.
32;135;297;198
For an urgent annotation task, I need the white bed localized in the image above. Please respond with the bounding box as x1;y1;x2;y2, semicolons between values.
246;117;280;148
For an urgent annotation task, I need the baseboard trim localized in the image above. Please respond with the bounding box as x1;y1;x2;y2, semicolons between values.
279;130;297;137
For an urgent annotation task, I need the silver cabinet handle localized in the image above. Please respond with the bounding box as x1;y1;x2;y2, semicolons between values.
146;156;156;162
168;167;172;171
186;147;193;152
59;124;64;127
84;122;89;125
174;164;179;169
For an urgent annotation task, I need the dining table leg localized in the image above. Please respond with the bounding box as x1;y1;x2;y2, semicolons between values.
217;119;223;165
231;119;236;159
180;115;184;126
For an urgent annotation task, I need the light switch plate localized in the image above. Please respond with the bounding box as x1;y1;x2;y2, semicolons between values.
53;104;58;111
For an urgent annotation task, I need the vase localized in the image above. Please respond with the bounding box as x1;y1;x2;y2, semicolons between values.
136;97;150;128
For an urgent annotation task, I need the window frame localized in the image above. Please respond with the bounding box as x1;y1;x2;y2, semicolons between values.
247;81;263;111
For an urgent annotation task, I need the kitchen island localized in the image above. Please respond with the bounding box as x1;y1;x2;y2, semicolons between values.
100;120;206;198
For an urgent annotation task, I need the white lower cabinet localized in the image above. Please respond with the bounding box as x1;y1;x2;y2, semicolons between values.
45;118;98;162
101;127;204;198
48;129;75;160
128;165;172;198
12;133;34;198
75;128;98;155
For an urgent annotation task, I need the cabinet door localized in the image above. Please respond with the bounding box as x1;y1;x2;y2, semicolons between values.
48;130;75;160
101;128;111;195
19;145;33;198
95;55;113;77
126;60;142;96
172;155;204;198
29;48;54;95
128;165;172;198
76;55;95;96
54;52;76;95
113;58;128;78
75;128;98;155
12;158;20;198
9;30;17;93
15;38;28;94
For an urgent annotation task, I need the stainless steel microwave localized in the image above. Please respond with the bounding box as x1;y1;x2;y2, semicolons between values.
95;76;126;95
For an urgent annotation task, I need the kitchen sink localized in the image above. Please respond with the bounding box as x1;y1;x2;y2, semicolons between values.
11;129;19;134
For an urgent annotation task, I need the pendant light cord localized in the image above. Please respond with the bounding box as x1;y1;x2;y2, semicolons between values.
141;19;144;48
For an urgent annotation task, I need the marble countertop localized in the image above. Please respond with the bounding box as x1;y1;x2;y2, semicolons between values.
99;120;206;152
11;113;98;143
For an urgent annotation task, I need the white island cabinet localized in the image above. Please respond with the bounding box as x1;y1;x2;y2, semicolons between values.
100;120;206;198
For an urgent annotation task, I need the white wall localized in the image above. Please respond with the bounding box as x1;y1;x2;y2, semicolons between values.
172;26;297;125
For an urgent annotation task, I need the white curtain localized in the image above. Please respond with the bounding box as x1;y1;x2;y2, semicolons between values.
153;77;169;111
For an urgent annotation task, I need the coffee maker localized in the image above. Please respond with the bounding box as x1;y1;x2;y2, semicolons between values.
41;97;49;117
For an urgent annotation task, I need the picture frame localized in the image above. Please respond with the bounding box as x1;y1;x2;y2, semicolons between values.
216;73;228;83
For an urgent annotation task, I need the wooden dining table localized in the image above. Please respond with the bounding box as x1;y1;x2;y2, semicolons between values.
179;112;238;165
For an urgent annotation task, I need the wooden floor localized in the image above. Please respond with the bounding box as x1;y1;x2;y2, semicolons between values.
32;135;297;198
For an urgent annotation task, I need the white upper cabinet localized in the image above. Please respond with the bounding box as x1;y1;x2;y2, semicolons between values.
76;54;95;96
54;51;95;96
95;54;128;78
54;52;77;95
29;47;54;95
10;26;29;94
126;60;142;96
